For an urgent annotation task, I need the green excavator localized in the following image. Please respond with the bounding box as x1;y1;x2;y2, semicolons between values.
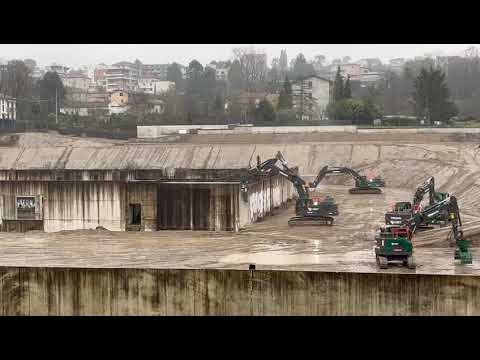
252;152;338;226
308;165;385;194
386;177;450;229
375;195;472;269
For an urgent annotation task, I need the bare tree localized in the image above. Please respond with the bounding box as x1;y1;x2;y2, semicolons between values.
232;47;267;92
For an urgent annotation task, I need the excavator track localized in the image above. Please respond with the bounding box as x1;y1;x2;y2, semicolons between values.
288;216;334;226
349;188;382;194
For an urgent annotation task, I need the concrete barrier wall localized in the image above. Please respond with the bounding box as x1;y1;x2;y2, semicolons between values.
139;125;480;138
416;128;480;133
138;125;231;138
1;267;479;315
357;128;418;134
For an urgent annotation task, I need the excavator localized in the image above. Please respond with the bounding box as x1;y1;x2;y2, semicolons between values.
385;177;450;228
375;195;472;269
252;152;338;226
308;165;385;194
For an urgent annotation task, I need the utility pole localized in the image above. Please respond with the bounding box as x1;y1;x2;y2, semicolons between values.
55;86;58;124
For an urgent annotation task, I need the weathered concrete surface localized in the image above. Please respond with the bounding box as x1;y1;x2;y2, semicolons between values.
1;266;480;315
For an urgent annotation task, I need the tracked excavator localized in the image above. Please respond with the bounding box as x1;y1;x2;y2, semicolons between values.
385;177;450;228
309;165;385;194
375;195;472;269
252;152;338;226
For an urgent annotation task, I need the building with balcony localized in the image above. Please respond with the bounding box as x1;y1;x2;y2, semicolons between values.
105;62;139;93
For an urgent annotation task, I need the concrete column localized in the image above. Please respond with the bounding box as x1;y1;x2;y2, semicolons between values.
214;186;224;231
189;184;194;230
209;185;216;231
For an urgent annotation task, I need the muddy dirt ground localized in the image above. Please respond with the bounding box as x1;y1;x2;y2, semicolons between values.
0;132;479;275
0;184;478;276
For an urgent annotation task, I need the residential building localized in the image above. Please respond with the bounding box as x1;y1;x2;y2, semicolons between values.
138;78;175;95
60;105;89;117
0;94;16;121
291;76;330;121
65;89;88;104
94;63;108;88
329;63;368;81
360;72;382;83
205;63;230;81
358;58;383;70
149;64;169;80
64;72;91;91
45;63;70;81
215;67;229;81
87;85;109;104
105;62;139;93
388;58;405;74
108;90;130;114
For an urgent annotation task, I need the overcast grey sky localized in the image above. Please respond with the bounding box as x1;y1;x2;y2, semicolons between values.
0;44;477;68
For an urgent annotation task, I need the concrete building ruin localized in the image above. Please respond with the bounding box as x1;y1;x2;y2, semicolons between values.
0;145;294;232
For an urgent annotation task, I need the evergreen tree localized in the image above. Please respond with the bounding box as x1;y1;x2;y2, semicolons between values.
292;53;316;80
227;60;243;90
278;76;293;109
343;75;352;99
333;66;344;101
166;62;184;92
255;100;276;122
413;66;458;123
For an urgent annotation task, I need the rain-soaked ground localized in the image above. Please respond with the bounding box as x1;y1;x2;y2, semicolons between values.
0;185;479;276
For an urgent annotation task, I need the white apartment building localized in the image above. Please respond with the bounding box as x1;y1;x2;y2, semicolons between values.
0;94;16;121
291;76;330;121
105;62;140;93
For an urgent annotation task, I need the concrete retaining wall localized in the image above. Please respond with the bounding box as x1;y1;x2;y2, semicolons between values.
1;267;479;315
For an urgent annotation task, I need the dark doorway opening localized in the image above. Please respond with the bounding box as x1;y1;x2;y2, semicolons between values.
157;185;210;230
128;203;142;225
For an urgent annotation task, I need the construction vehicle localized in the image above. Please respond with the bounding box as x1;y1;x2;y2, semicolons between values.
375;195;472;268
252;152;337;226
408;195;472;264
385;177;450;228
375;225;416;269
309;165;385;194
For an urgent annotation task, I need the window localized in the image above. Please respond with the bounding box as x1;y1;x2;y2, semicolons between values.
120;92;123;96
17;196;36;219
128;204;142;225
308;81;313;88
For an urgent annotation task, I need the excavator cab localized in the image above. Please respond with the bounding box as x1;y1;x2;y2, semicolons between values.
385;202;412;226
